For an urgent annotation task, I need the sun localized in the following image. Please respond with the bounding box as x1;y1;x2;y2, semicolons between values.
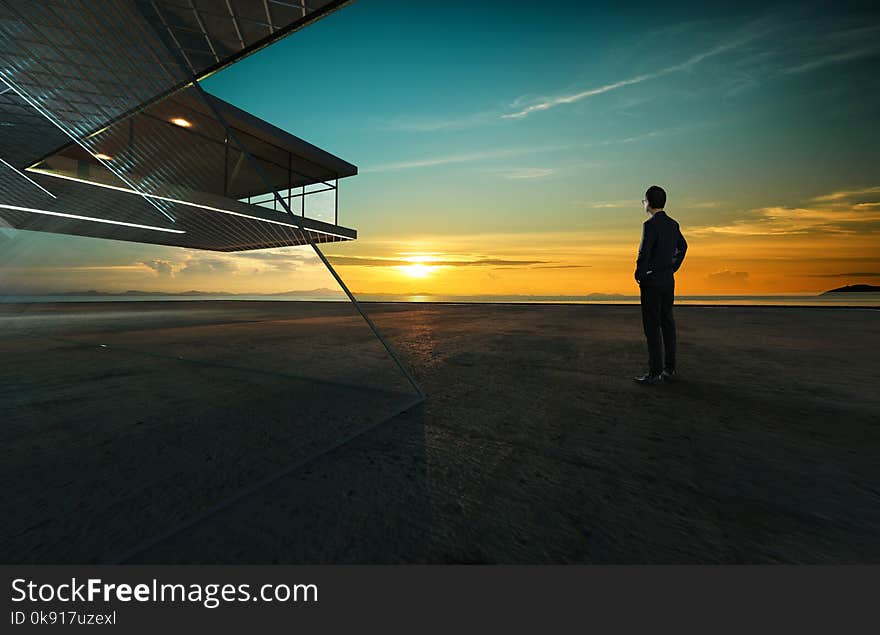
399;263;433;278
395;253;442;279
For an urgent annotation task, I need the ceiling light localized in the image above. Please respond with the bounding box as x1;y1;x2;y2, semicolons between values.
170;117;192;128
94;153;113;161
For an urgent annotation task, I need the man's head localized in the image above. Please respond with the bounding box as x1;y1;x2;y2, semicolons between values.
643;185;666;215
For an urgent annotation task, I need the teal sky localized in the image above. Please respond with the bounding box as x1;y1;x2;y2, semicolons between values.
203;0;880;238
2;0;879;296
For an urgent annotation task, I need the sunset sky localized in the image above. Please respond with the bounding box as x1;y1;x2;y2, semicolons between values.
2;0;879;297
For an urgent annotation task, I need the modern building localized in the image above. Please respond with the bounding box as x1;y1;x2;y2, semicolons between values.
1;0;421;393
0;0;359;251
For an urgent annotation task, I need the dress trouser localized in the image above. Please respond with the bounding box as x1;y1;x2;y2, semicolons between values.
640;283;676;375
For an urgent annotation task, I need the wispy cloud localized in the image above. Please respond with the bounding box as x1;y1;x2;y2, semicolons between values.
141;259;174;277
179;258;239;276
240;251;320;272
479;164;607;181
362;143;576;173
589;200;635;209
801;272;880;278
691;186;880;236
811;186;880;203
135;250;321;279
783;44;880;74
692;206;880;236
496;167;557;180
532;264;590;269
381;111;498;133
726;22;880;95
3;264;146;273
580;196;714;210
501;30;764;120
707;270;749;286
501;16;880;120
781;24;880;74
328;255;553;268
363;127;689;175
377;14;878;136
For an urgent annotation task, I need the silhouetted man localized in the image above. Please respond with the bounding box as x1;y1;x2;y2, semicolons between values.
633;185;687;384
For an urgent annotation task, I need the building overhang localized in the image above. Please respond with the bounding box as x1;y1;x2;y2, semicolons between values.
0;0;359;252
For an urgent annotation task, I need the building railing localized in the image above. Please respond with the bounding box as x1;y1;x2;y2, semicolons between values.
242;179;339;226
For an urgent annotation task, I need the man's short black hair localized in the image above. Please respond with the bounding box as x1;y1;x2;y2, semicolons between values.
645;185;666;209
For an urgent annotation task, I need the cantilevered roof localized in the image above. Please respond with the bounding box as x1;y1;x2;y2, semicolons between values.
145;0;354;80
0;0;358;251
0;0;355;163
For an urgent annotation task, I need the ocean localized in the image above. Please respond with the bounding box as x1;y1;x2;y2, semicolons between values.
1;293;879;307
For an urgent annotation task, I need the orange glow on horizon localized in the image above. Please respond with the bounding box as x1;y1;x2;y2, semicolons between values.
324;225;879;297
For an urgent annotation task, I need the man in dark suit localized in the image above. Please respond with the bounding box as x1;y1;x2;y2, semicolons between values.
633;185;687;384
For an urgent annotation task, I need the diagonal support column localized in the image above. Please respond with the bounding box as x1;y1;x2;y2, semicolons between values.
190;81;425;399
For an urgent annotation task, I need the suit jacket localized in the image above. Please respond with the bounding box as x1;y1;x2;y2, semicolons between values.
635;210;687;287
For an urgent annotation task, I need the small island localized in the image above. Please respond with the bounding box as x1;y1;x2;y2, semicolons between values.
822;284;880;295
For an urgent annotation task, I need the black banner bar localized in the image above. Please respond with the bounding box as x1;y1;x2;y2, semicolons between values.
2;566;876;633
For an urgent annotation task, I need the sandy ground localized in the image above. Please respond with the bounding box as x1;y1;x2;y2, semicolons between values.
1;301;878;563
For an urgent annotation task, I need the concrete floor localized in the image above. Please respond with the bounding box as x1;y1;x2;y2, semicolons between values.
1;301;878;563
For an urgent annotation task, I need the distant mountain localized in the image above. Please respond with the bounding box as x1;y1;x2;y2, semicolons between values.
44;289;223;297
584;293;631;300
822;284;880;294
264;288;343;297
122;290;215;296
13;288;344;297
